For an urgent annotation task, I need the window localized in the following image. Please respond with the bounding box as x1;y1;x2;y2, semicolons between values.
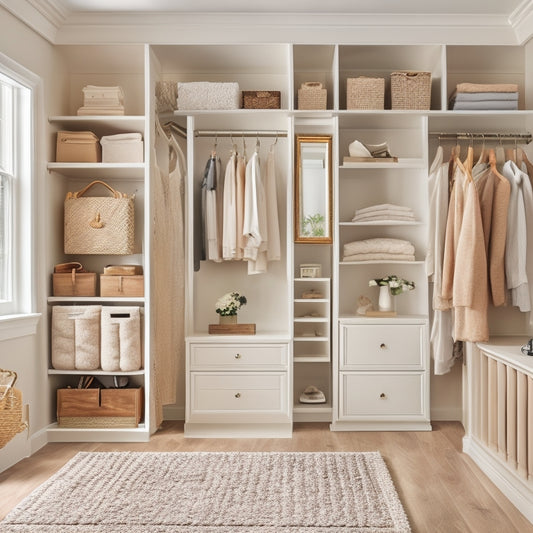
0;61;33;316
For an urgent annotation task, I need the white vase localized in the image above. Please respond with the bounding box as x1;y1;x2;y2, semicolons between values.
219;315;237;325
378;285;393;312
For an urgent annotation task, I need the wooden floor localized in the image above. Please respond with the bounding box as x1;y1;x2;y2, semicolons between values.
0;421;531;532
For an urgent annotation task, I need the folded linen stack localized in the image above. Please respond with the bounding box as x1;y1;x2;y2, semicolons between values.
77;85;125;115
352;203;416;223
342;237;415;262
449;83;519;111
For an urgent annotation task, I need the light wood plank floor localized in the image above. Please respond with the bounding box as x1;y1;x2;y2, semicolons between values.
0;421;532;533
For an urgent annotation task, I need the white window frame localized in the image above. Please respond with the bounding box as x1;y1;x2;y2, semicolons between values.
0;53;41;337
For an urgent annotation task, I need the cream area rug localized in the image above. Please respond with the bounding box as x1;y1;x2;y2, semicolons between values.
1;451;411;532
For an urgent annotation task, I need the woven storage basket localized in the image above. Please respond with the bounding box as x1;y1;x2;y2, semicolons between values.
391;71;431;110
64;180;135;255
155;81;178;113
0;369;27;449
298;82;327;110
347;77;385;110
242;91;281;109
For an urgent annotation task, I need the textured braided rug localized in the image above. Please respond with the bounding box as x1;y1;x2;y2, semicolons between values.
2;451;411;532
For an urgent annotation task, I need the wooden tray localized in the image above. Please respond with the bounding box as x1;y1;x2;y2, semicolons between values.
208;323;256;335
343;156;398;164
365;310;397;317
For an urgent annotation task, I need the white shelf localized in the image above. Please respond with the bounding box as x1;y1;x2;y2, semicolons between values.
294;298;329;303
46;423;150;443
47;162;145;180
48;296;145;304
294;317;328;322
49;115;145;130
339;260;425;265
294;336;329;342
339;221;423;226
48;369;145;376
293;402;332;413
294;277;330;282
339;158;425;169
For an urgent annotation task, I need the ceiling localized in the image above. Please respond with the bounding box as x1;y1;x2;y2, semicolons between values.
55;0;525;16
2;0;532;45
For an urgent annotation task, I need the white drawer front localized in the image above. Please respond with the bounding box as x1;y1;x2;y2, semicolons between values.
341;324;424;370
340;373;424;417
190;344;288;370
191;373;287;414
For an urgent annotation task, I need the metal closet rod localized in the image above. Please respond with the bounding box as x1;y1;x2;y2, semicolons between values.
194;129;287;138
429;132;532;144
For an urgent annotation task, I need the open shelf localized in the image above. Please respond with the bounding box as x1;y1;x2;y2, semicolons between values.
48;369;145;376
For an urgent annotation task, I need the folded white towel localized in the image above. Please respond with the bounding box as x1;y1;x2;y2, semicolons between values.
452;91;518;102
342;252;415;262
352;208;415;221
452;100;518;110
343;238;415;257
352;214;416;223
354;203;413;216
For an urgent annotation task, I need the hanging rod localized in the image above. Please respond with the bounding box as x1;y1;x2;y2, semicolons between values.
429;132;532;144
194;129;287;138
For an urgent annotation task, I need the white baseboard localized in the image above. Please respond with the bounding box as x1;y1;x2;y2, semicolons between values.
30;425;49;454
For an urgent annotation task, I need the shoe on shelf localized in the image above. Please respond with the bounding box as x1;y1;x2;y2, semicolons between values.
299;385;326;404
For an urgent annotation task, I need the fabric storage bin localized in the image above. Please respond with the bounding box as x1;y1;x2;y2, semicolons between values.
100;274;144;297
347;77;385;110
56;131;101;162
100;133;144;163
57;387;143;428
242;91;281;109
298;82;327;110
177;82;240;110
51;305;101;371
101;306;142;372
82;85;124;105
391;71;432;110
52;272;97;297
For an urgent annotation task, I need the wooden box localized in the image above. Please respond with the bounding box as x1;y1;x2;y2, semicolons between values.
52;272;97;297
242;91;281;109
56;130;101;162
57;387;143;428
208;323;256;335
100;274;144;297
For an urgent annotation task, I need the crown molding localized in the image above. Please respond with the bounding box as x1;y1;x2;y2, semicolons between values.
509;0;533;44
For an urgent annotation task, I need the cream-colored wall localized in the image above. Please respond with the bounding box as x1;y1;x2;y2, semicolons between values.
0;5;67;471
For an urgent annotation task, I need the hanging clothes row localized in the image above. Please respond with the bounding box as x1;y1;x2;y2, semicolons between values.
427;136;533;375
152;117;186;427
197;133;281;275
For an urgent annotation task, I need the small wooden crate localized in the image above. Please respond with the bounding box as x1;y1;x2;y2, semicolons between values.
347;77;385;110
208;324;256;335
100;274;144;297
57;387;143;428
52;272;97;297
242;91;281;109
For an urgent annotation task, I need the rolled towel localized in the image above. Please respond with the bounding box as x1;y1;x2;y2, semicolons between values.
343;237;415;257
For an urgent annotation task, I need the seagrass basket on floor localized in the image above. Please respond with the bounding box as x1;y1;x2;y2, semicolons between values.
347;77;385;110
0;369;27;449
391;71;432;110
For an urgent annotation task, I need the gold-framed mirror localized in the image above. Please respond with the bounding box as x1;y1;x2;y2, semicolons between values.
294;135;333;243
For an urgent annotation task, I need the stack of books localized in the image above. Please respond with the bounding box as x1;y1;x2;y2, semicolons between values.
77;85;125;115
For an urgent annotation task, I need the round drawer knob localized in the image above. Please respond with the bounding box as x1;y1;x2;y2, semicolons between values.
235;353;242;359
380;343;386;349
379;393;387;399
235;393;241;398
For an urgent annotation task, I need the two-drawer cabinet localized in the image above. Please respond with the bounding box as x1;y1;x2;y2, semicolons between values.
332;318;431;431
185;337;292;437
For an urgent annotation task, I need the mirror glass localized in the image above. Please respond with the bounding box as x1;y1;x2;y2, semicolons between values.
295;135;332;243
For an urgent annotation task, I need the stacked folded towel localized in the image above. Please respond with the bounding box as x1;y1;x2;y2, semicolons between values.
352;203;416;223
449;83;519;111
342;238;415;262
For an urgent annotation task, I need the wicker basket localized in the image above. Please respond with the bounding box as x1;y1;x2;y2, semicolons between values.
298;82;327;110
347;77;385;110
0;369;27;449
242;91;281;109
391;71;431;110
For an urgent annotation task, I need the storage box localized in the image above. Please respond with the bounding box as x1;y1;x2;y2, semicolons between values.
100;133;144;163
242;91;281;109
391;71;431;110
52;272;97;297
177;82;240;110
100;274;144;297
57;387;143;428
103;264;143;276
298;82;327;110
56;131;101;162
82;85;124;106
347;77;385;110
300;264;322;278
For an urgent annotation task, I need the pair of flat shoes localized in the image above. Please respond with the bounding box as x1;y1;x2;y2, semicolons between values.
299;385;326;404
349;140;391;158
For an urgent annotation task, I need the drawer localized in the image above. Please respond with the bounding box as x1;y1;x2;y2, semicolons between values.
340;373;424;418
190;372;287;416
189;343;288;370
340;324;424;370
